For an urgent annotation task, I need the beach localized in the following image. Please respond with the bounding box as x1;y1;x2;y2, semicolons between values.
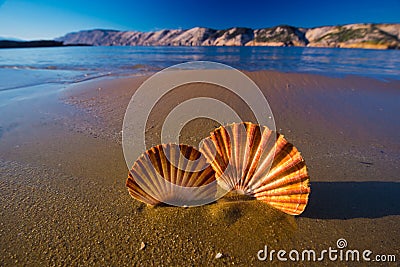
0;70;399;265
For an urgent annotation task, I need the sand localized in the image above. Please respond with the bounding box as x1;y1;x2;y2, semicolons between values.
0;71;399;266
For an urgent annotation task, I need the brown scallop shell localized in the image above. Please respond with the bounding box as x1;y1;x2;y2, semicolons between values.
126;144;217;206
200;122;310;215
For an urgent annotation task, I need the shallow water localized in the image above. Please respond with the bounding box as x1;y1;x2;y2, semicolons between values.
1;46;399;92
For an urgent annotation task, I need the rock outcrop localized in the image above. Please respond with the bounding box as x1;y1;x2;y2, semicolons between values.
57;23;400;49
247;25;307;46
306;24;399;49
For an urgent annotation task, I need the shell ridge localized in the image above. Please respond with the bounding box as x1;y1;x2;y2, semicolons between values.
239;123;256;189
135;156;163;199
158;144;172;201
243;126;273;190
254;166;308;194
262;149;304;186
248;134;288;189
126;175;160;205
179;145;193;187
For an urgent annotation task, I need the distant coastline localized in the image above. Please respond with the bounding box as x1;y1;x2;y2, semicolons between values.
0;40;90;49
57;23;400;50
2;23;400;50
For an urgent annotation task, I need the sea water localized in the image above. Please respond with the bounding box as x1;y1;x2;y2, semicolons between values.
0;46;399;92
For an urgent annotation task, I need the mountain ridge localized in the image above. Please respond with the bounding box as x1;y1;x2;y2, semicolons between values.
55;23;399;49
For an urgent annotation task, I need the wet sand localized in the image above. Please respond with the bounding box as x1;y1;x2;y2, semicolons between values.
0;71;399;266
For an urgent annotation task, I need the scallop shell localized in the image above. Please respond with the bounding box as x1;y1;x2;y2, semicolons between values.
126;144;217;206
200;122;310;215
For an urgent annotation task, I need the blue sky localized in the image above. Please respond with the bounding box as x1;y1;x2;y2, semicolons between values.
0;0;399;40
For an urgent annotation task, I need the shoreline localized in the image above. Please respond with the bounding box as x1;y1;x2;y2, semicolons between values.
2;43;399;51
0;70;399;265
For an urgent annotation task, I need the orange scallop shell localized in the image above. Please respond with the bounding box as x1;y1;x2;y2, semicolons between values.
200;122;310;215
126;144;217;206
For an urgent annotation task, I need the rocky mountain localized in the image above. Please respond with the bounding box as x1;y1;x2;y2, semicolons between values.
306;24;400;49
248;25;308;46
57;23;400;49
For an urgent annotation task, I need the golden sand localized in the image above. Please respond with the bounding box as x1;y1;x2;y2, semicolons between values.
0;71;399;265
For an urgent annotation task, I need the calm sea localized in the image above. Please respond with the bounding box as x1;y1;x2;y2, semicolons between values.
0;46;399;91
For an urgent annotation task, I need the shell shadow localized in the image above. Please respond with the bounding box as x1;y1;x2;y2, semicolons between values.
301;182;400;219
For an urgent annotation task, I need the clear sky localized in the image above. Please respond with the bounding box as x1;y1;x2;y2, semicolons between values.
0;0;399;40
